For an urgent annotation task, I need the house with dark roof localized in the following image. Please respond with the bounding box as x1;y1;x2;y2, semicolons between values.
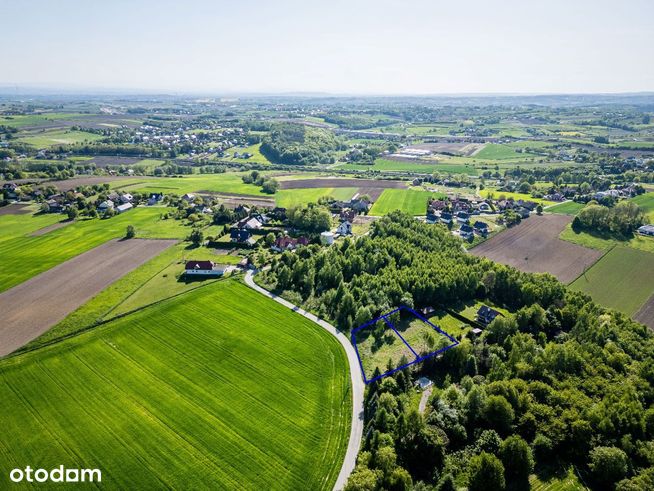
459;224;474;240
230;228;255;245
456;211;470;224
183;260;225;276
440;212;453;224
473;221;489;236
476;305;503;326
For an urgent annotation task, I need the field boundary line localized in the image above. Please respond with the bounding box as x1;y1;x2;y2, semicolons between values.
566;243;616;285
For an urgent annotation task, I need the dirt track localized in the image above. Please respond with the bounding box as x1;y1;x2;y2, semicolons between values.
634;295;654;329
470;214;603;284
0;238;177;357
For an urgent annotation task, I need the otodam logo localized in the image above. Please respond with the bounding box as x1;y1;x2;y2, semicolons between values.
10;466;101;484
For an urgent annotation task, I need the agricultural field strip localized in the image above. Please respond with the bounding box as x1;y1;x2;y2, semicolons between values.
0;238;177;357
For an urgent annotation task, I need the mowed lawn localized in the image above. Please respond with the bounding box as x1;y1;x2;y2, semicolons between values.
370;189;446;216
0;280;351;490
570;246;654;316
0;208;189;292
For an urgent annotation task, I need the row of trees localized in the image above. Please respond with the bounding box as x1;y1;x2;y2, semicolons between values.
572;201;645;236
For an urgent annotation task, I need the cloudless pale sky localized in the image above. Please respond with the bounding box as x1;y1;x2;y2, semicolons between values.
2;0;653;94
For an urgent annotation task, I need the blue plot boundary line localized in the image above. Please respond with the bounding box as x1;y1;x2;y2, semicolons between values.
351;305;459;384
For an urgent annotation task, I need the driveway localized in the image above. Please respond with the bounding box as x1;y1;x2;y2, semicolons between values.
244;270;364;491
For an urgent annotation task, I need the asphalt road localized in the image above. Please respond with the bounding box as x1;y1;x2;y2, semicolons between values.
244;270;364;491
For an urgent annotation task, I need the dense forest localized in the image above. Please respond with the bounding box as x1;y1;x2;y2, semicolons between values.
259;123;344;165
258;212;654;491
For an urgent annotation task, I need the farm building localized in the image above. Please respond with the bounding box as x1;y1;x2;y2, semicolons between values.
116;203;133;214
97;200;114;212
148;193;163;205
183;260;225;277
638;224;654;237
476;305;503;326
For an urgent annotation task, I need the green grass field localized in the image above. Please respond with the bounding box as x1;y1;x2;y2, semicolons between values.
0;113;91;128
0;280;350;489
221;143;271;164
473;143;539;160
529;466;587;491
631;192;654;220
480;189;555;206
560;224;654;253
113;173;269;196
17;129;104;147
337;158;477;174
370;189;446;216
0;208;190;293
570;246;654;316
546;201;585;215
275;187;357;208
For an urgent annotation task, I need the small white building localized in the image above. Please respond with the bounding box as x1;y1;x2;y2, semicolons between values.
120;193;133;204
116;203;133;214
97;199;114;212
320;231;334;245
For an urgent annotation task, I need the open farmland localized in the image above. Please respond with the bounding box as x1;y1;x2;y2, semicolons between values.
570;246;654;318
370;188;446;216
338;158;478;174
0;280;350;489
275;187;357;208
630;192;654;220
470;214;603;284
0;208;189;292
0;238;176;356
16;129;104;147
278;177;407;190
634;296;654;329
114;173;268;196
546;201;586;215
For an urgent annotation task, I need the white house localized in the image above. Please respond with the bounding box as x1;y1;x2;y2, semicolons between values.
183;260;225;276
120;193;133;204
336;221;352;235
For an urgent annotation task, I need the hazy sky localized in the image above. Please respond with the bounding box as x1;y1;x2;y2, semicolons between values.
2;0;653;94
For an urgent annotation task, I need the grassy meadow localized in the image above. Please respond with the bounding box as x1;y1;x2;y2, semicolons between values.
370;188;446;216
546;201;586;215
569;246;654;316
0;280;351;490
17;129;104;147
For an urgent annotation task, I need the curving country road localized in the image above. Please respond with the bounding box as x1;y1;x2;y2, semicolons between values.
244;270;364;491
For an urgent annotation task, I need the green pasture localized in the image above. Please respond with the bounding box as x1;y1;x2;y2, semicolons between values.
0;113;90;128
480;189;555;206
112;173;268;196
338;158;477;175
0;280;350;490
570;246;654;316
370;188;445;216
631;192;654;220
17;129;104;148
474;143;540;160
546;201;585;215
560;224;654;254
